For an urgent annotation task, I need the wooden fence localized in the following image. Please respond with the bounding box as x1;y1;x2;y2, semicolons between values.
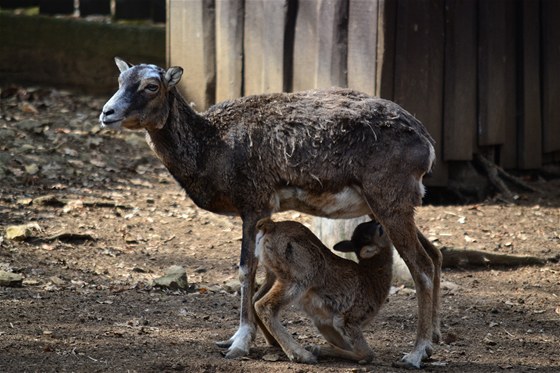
0;0;165;22
168;0;560;186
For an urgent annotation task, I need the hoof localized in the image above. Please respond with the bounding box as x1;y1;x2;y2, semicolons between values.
216;339;233;349
392;360;424;370
290;350;318;364
225;347;249;359
305;344;321;356
432;329;442;344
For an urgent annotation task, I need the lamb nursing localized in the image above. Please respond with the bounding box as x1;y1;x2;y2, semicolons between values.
254;219;393;364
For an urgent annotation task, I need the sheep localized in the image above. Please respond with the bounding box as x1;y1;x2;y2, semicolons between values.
254;218;393;364
99;58;442;369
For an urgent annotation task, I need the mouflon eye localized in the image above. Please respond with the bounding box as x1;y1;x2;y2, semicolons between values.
378;226;384;236
145;84;159;92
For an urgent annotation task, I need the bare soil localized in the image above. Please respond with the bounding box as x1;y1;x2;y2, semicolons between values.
1;86;559;373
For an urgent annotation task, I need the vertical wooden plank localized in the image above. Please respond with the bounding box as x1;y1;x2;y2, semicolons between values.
393;0;447;185
243;0;264;95
292;0;348;91
39;0;74;15
541;0;560;154
115;0;152;20
518;0;542;169
376;0;397;99
316;0;348;88
262;1;289;93
501;1;518;169
168;0;215;110
292;0;318;91
478;0;507;147
79;0;111;17
215;0;244;102
347;0;378;96
244;0;289;95
443;0;476;161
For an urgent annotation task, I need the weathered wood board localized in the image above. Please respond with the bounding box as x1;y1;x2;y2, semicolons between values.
347;0;378;96
215;0;244;102
518;0;542;169
443;0;477;162
478;0;507;147
393;0;447;185
168;0;215;111
541;0;560;154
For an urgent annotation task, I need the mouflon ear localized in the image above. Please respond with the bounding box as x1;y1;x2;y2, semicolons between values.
333;240;356;253
165;66;184;87
359;245;381;259
114;57;133;73
256;218;275;234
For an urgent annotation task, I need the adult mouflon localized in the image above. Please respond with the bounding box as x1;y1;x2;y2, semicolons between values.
99;58;442;368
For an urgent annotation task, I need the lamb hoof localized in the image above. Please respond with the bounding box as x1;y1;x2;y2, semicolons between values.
432;329;442;344
291;350;318;364
305;344;321;356
224;347;249;359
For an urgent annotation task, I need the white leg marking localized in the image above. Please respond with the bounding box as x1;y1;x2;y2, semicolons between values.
228;323;255;353
401;339;433;368
420;273;433;291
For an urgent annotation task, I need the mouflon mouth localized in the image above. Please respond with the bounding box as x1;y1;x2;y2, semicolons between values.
99;115;123;130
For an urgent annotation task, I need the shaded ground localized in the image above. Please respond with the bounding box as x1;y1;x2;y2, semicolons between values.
0;86;559;372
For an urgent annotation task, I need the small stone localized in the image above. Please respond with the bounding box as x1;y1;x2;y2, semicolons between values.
33;195;66;207
5;223;40;241
25;163;39;175
49;276;66;286
262;353;280;362
152;266;188;290
222;279;241;294
484;335;497;346
0;271;23;287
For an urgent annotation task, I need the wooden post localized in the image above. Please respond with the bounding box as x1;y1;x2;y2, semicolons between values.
167;0;216;111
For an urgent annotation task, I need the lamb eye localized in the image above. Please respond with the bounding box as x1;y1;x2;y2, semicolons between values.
145;84;159;92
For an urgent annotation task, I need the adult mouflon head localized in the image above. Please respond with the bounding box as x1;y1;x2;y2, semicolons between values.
99;57;183;131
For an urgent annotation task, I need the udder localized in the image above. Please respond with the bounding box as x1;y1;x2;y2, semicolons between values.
272;186;370;218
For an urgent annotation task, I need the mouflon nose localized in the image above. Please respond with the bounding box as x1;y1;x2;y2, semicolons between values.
103;108;115;116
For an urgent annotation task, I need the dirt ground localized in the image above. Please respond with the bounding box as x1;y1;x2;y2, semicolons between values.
1;86;559;373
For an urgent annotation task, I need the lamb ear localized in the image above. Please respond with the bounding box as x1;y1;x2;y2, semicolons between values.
333;240;355;253
165;67;184;87
115;57;133;73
